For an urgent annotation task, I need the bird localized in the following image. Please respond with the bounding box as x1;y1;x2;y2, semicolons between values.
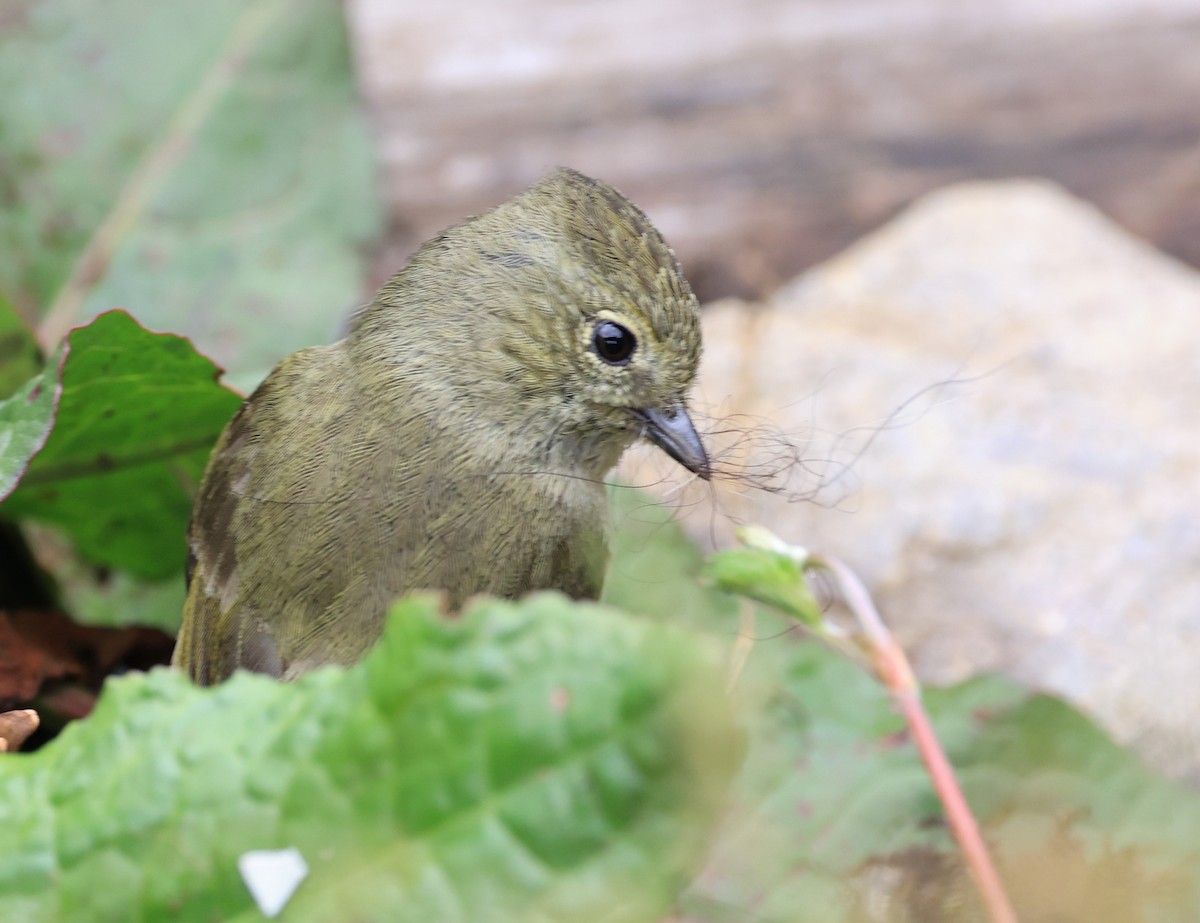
172;168;709;684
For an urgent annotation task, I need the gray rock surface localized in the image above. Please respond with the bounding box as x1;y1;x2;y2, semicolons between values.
624;180;1200;780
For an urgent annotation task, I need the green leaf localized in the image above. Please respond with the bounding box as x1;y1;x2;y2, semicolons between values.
0;310;241;580
0;592;741;923
603;483;739;630
0;0;381;384
678;615;1200;921
703;547;823;628
606;493;1200;920
0;351;58;502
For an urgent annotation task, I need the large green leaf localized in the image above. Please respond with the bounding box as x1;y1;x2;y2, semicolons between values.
0;592;740;923
604;490;1200;921
0;0;380;385
0;310;242;580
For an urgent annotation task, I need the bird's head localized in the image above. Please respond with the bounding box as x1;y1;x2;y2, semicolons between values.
358;168;709;481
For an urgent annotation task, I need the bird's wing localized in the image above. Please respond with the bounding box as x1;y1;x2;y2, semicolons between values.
173;344;368;682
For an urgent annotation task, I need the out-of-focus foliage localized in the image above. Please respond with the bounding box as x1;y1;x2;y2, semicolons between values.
0;592;740;922
0;0;380;387
0;296;39;398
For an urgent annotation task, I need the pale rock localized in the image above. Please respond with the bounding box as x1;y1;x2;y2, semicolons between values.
624;180;1200;780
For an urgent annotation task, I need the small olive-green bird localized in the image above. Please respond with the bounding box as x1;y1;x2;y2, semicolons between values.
173;168;709;684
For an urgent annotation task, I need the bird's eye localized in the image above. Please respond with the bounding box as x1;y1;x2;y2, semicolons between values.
593;320;636;365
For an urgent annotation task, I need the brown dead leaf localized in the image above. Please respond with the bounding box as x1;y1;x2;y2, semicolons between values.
0;609;174;748
0;611;79;703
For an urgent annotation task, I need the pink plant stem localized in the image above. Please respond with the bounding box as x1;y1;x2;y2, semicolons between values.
809;554;1021;923
895;683;1019;923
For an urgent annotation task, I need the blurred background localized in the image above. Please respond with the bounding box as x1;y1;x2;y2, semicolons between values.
6;0;1199;374
349;0;1200;302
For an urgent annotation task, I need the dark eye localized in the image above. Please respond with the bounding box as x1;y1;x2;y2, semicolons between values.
593;320;636;365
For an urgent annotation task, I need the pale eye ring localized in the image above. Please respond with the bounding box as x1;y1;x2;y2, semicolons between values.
593;320;636;365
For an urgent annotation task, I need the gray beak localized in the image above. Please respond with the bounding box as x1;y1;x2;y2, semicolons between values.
635;404;711;480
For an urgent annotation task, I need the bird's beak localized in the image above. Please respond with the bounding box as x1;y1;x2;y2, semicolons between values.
635;404;711;480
